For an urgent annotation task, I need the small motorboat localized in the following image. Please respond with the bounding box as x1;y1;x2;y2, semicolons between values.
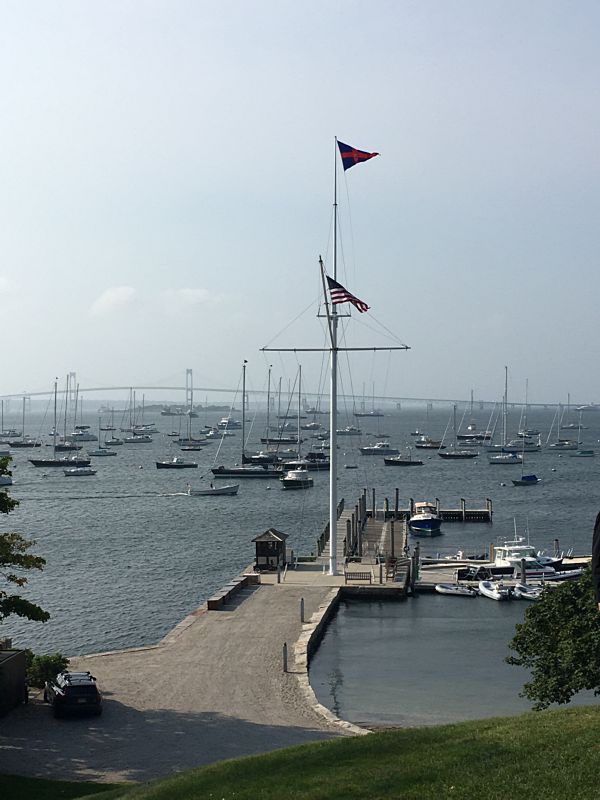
156;457;198;469
63;467;97;476
187;483;239;496
513;582;543;600
359;441;399;456
280;468;314;490
478;580;512;600
88;448;118;457
344;464;358;469
408;502;443;536
384;455;424;466
434;583;478;597
512;474;541;486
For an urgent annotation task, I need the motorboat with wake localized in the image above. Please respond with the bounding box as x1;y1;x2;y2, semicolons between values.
187;483;239;496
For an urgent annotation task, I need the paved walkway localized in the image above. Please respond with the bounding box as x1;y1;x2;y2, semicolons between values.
0;582;350;784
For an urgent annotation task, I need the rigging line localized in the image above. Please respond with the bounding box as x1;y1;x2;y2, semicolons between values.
204;369;244;477
349;312;410;348
260;296;322;350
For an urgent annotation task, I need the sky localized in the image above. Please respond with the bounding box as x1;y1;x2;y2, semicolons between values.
2;0;600;407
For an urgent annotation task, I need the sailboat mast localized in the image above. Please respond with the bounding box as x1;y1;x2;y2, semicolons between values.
502;366;508;447
22;396;25;438
297;364;302;458
266;365;272;444
241;360;247;461
329;138;340;576
53;379;57;455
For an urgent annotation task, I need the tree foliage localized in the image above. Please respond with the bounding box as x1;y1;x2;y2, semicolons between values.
507;568;600;709
0;457;50;624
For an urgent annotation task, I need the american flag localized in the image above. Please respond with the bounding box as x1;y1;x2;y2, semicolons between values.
326;276;369;313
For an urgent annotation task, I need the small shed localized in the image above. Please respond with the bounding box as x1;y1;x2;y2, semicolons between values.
253;528;289;571
0;649;27;716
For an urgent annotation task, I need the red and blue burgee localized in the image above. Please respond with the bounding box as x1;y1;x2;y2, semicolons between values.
337;140;379;171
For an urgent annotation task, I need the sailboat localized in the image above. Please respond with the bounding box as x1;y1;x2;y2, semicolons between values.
438;405;479;459
9;397;42;448
29;380;91;467
511;436;541;485
489;368;522;465
212;362;280;478
263;137;408;574
354;382;384;417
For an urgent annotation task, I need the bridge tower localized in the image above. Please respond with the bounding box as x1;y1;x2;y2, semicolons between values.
185;369;193;411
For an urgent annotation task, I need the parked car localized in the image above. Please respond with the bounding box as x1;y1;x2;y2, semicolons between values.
43;670;102;717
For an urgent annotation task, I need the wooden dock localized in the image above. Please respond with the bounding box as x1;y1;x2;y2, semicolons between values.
364;490;493;523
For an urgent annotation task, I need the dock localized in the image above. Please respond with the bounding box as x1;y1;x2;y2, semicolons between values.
0;488;587;785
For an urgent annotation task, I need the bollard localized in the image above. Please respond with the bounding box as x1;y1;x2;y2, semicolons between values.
277;565;281;584
283;642;288;672
300;597;305;623
379;561;383;584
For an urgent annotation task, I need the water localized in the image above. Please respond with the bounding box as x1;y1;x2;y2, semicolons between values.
2;403;599;665
308;595;599;726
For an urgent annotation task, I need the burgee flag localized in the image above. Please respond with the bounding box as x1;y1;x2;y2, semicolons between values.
337;140;379;171
326;276;369;313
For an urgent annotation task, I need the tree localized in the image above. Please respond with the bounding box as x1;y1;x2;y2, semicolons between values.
0;456;50;624
506;568;600;709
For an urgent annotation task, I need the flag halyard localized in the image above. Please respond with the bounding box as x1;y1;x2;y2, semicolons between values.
326;276;369;313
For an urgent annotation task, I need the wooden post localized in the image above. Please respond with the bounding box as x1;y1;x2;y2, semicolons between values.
379;561;383;584
358;522;362;557
384;497;389;518
283;642;288;672
372;488;376;519
410;497;414;515
489;542;494;562
277;565;281;584
520;558;527;583
395;487;399;518
300;597;305;623
391;520;395;558
487;498;493;519
461;498;466;521
346;519;352;555
554;538;560;557
435;497;440;514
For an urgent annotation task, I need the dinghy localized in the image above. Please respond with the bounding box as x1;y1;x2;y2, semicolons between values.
478;580;512;600
434;583;478;597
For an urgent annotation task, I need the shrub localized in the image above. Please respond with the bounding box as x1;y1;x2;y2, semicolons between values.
27;653;69;688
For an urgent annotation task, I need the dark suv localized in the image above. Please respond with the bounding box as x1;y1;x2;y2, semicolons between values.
43;671;103;717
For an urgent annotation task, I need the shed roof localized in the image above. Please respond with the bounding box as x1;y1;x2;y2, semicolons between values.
252;528;289;543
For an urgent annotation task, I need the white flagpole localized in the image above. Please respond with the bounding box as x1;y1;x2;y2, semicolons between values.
329;138;339;576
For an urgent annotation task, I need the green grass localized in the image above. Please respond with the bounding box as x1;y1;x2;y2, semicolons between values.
4;706;600;800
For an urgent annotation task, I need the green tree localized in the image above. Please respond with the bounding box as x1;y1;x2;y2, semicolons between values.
507;568;600;709
0;456;49;624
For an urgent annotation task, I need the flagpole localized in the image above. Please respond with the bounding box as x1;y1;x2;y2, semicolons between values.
329;138;339;576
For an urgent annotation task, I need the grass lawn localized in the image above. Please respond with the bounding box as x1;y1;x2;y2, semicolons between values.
3;706;599;800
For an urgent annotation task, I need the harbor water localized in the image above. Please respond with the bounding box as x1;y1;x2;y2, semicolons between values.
2;402;599;722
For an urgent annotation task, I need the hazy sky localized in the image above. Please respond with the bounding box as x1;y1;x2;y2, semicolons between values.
2;1;599;406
